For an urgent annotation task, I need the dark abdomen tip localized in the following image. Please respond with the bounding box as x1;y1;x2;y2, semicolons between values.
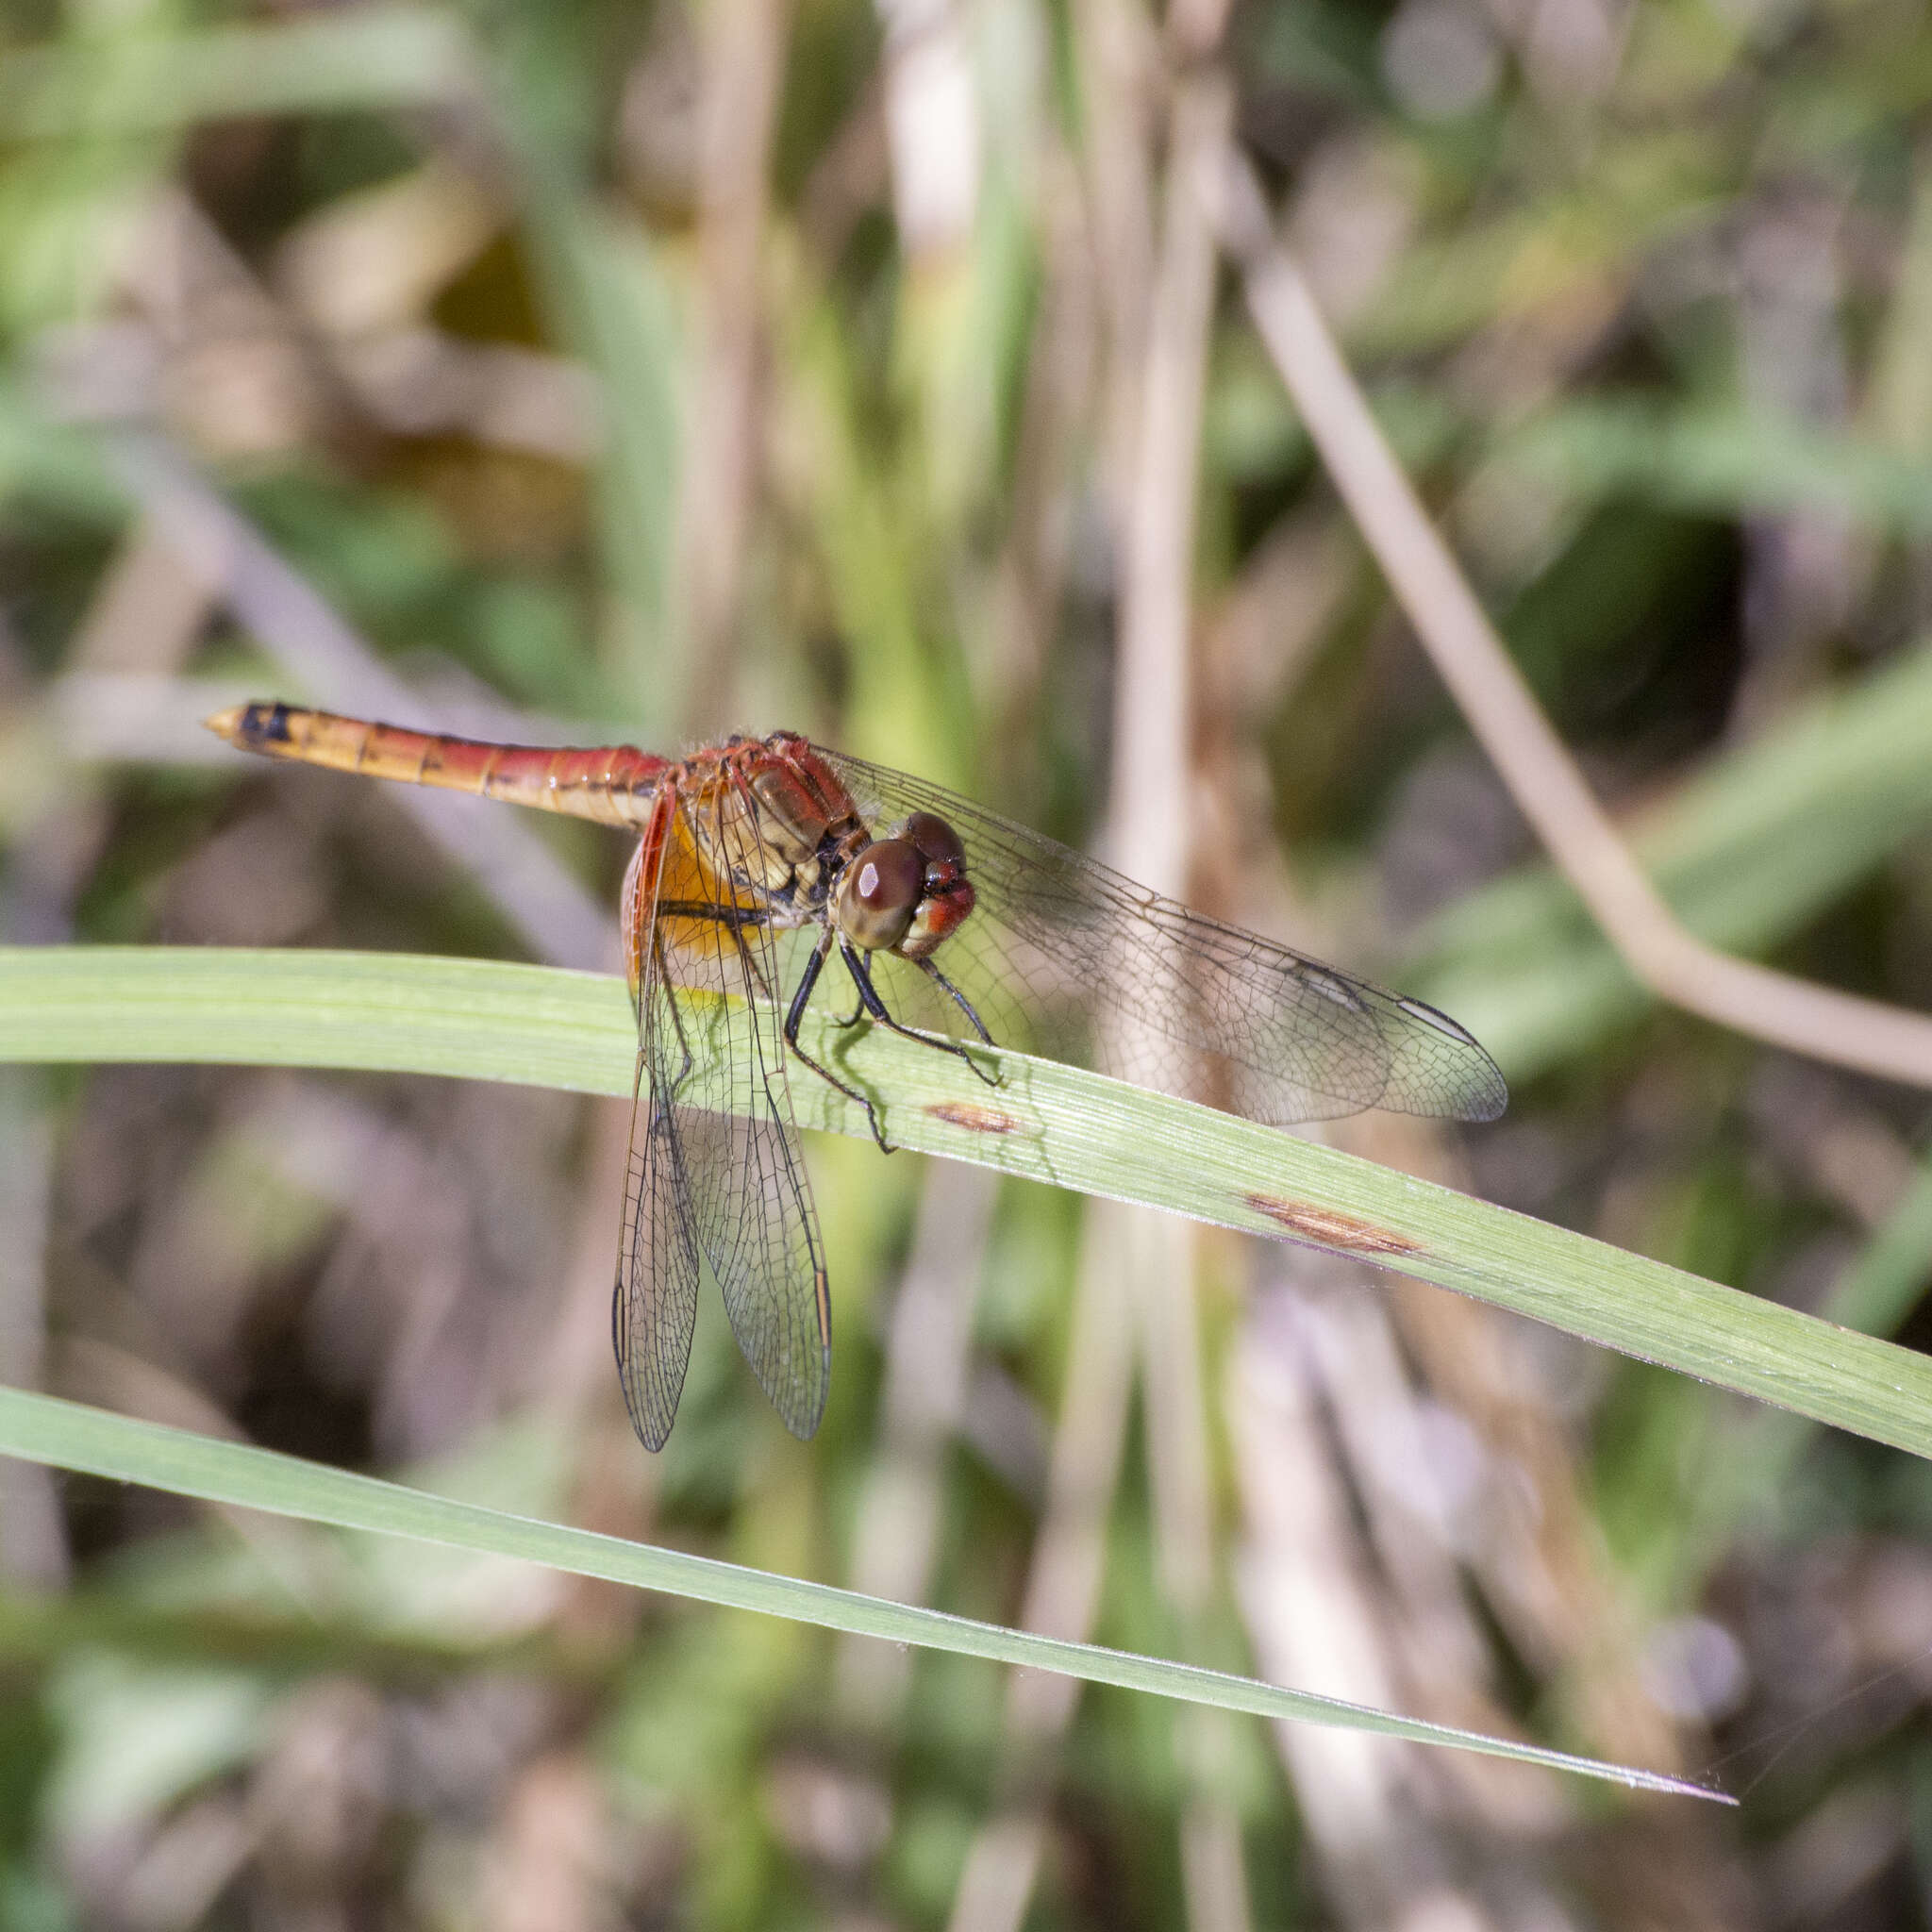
205;700;294;750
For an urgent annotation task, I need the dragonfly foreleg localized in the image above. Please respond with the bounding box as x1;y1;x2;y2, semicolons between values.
839;943;998;1090
784;927;893;1153
914;958;998;1062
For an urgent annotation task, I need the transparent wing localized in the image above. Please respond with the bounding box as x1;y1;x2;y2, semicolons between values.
687;774;832;1439
612;805;702;1453
817;750;1507;1128
615;775;830;1445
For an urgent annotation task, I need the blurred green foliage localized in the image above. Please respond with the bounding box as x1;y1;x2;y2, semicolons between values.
5;0;1932;1920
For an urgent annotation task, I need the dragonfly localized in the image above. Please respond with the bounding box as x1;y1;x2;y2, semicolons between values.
206;701;1507;1450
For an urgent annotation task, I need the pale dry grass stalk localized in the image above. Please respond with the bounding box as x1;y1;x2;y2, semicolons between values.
538;1097;658;1648
1143;1208;1252;1932
836;1159;999;1726
1745;1062;1917;1230
943;1202;1138;1932
1349;1117;1751;1931
1113;56;1252;1932
52;512;221;763
679;0;790;731
53;1334;332;1601
274;158;500;342
484;1752;608;1932
1284;1274;1558;1818
983;142;1097;754
0;515;210;1588
1193;785;1574;1918
1108;73;1227;889
66;513;215;676
1344;1119;1688;1781
945;32;1251;1932
1206;141;1932;1094
1175;125;1581;1921
1070;0;1158;535
1227;1289;1504;1931
1864;144;1932;458
272;158;599;462
944;1;1174;1913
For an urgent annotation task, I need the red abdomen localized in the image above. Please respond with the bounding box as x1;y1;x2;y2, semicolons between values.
206;702;668;828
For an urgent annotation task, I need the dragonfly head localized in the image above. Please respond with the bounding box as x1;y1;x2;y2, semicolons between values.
834;810;975;959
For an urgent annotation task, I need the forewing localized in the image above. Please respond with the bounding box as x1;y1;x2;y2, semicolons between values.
650;774;831;1441
818;750;1507;1128
613;809;702;1453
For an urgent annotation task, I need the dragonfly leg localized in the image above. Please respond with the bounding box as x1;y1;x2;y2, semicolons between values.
840;943;997;1088
915;958;998;1064
785;928;893;1152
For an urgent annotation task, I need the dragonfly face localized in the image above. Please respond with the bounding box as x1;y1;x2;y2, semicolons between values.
830;809;977;959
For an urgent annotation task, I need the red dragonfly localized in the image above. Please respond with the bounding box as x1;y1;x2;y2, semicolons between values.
206;702;1506;1449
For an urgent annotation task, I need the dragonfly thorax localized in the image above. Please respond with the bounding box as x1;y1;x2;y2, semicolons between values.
733;735;975;961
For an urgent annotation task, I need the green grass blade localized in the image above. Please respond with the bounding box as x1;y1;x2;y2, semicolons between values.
0;8;475;137
1690;1152;1932;1557
2;945;1930;1463
1506;399;1932;535
0;1384;1726;1802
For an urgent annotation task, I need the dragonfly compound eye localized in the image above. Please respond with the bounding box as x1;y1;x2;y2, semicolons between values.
837;838;924;950
903;810;966;875
896;811;975;959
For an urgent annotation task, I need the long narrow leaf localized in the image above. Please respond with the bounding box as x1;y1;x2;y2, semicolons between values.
0;8;475;137
0;1384;1725;1801
2;946;1929;1462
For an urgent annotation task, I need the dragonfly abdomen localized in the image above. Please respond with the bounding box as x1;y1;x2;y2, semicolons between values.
205;702;666;827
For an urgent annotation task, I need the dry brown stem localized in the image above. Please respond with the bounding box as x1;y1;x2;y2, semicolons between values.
679;0;791;731
1206;142;1932;1093
944;1203;1139;1932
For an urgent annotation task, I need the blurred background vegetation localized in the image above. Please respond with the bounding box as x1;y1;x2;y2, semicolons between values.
4;0;1932;1923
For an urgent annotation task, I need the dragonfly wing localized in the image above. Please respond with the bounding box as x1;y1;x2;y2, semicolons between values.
648;778;831;1441
818;751;1507;1128
613;813;703;1452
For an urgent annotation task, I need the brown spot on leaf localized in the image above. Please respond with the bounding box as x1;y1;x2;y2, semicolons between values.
1242;1193;1424;1257
926;1099;1021;1136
